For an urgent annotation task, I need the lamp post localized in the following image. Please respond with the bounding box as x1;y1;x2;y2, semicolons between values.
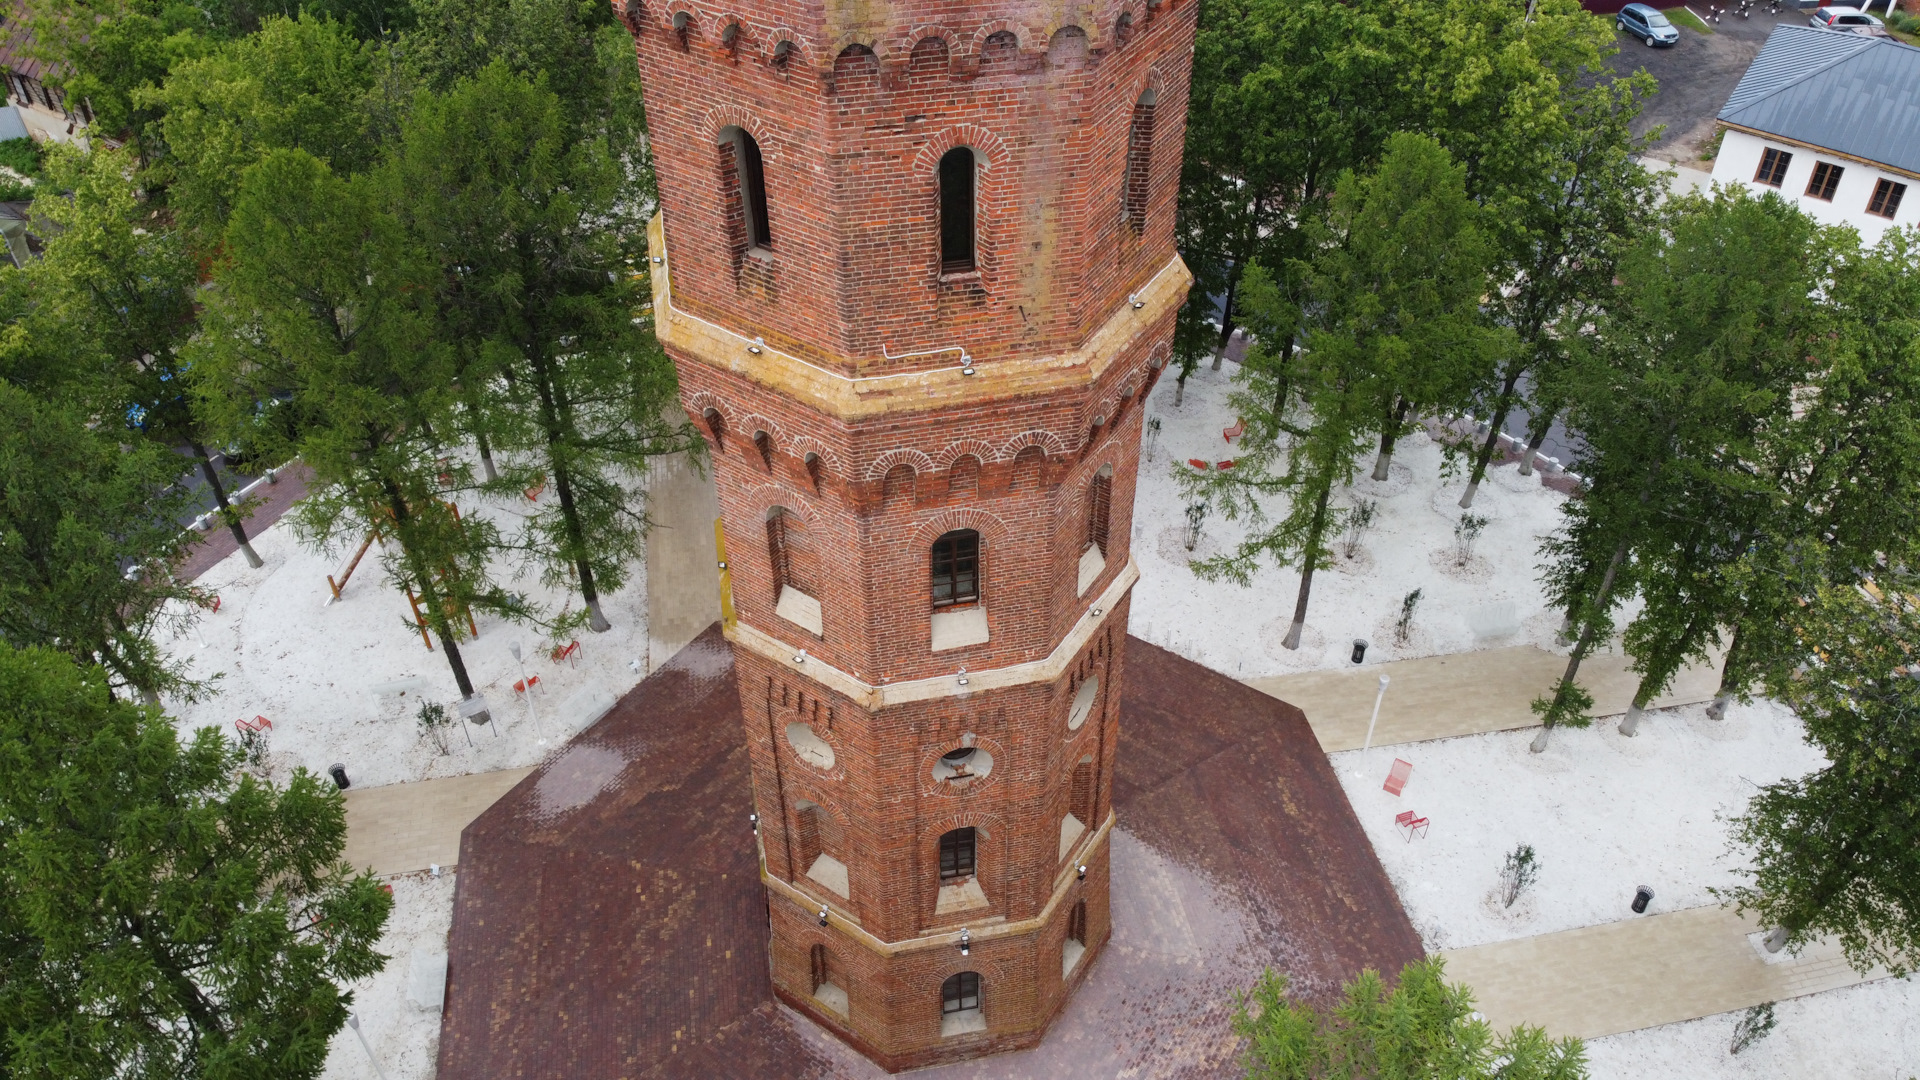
1363;675;1391;752
345;1014;391;1080
508;640;545;744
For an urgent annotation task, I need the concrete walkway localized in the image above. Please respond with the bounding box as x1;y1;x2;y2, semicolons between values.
1246;642;1726;753
1442;904;1892;1040
643;443;723;675
340;768;533;876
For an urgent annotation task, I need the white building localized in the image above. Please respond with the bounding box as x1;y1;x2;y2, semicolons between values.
1713;26;1918;243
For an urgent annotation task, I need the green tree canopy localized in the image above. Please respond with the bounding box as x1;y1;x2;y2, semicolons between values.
1234;958;1586;1079
0;644;392;1077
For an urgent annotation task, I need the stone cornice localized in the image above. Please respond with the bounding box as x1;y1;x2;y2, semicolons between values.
761;809;1116;956
724;558;1139;709
647;212;1192;421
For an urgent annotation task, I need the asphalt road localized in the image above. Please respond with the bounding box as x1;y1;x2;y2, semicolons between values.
1604;5;1803;163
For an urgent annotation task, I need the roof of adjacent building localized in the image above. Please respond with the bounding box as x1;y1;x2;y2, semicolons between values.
1718;25;1920;176
0;3;54;84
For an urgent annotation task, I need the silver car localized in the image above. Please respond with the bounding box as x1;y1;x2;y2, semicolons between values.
1617;4;1682;46
1809;7;1888;35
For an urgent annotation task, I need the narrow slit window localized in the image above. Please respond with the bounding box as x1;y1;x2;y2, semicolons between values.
1124;90;1157;235
1868;178;1907;219
1087;469;1112;556
1805;161;1843;201
1754;147;1791;187
939;147;976;274
931;529;980;608
753;430;774;471
766;512;791;595
734;130;773;249
939;827;977;881
941;971;981;1014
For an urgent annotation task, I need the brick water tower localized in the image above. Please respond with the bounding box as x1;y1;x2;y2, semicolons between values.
625;0;1195;1068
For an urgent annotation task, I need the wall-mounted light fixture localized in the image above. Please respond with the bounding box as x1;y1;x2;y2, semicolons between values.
1090;607;1103;618
653;255;664;265
748;336;765;355
960;352;976;376
793;648;808;666
956;667;970;687
818;906;830;927
1076;864;1088;882
1129;293;1145;310
717;560;728;570
749;812;759;834
959;928;971;956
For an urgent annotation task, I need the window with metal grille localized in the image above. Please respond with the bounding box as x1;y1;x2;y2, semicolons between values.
1754;147;1791;187
938;827;976;881
1868;178;1907;219
766;510;792;594
1087;471;1112;555
1805;161;1843;201
1124;90;1157;235
931;530;979;607
941;971;981;1014
939;147;976;274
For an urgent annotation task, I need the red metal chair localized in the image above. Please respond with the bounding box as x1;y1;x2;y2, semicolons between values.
550;639;580;666
1395;811;1430;841
1223;418;1245;443
1216;459;1237;470
234;715;272;735
1383;758;1413;796
1187;458;1211;471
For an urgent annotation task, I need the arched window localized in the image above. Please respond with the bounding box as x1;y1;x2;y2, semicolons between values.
772;39;795;69
722;127;772;253
1062;900;1088;977
810;943;831;991
753;429;775;471
672;10;691;49
720;21;741;57
1071;756;1095;824
942;971;981;1014
931;529;980;608
804;452;824;492
1125;89;1157;235
939;147;976;275
1086;465;1113;556
796;800;848;896
1114;12;1134;47
938;826;977;881
702;407;726;450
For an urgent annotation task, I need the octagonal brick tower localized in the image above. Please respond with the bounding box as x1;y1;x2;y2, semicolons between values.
622;0;1196;1068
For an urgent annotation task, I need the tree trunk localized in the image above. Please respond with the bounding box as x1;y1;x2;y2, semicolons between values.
1174;372;1187;408
529;350;614;633
1371;399;1410;481
1460;368;1524;509
1516;411;1556;477
1210;276;1239;373
385;488;477;698
1705;627;1743;720
191;440;262;569
477;430;498;482
1531;537;1629;753
1282;481;1334;650
1619;680;1652;737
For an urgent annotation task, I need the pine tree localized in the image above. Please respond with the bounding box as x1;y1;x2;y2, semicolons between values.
386;64;691;633
0;644;392;1078
31;143;268;568
191;148;527;700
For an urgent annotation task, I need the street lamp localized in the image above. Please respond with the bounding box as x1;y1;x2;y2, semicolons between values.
508;640;545;744
345;1014;391;1080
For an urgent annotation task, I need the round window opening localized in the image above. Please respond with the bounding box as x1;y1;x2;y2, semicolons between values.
1067;676;1099;731
785;723;836;770
932;745;994;783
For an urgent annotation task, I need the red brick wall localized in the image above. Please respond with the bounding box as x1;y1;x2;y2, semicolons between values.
627;0;1198;376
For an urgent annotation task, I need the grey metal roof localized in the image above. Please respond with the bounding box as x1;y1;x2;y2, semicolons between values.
1717;25;1920;175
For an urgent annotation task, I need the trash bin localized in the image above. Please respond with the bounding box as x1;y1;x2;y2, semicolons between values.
1631;886;1654;914
1351;639;1369;664
328;763;351;790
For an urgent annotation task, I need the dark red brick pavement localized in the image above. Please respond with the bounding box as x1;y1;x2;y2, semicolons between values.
436;630;1423;1079
176;463;315;581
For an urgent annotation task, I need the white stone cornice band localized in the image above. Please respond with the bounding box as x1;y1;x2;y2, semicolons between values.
724;558;1139;710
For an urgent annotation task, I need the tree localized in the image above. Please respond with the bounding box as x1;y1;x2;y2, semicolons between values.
1182;133;1499;650
1531;190;1830;751
1719;576;1920;977
0;644;392;1077
191;148;525;699
1453;72;1660;509
0;383;205;702
145;13;382;250
31;144;267;568
1703;226;1920;719
388;64;690;633
1233;958;1586;1079
1175;0;1395;398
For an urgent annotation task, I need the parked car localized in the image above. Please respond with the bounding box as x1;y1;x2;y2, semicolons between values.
1617;4;1682;46
1809;7;1888;34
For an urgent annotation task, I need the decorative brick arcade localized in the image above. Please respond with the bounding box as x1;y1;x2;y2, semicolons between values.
625;0;1198;1069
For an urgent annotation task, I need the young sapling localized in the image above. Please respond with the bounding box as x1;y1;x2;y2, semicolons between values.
1498;843;1538;909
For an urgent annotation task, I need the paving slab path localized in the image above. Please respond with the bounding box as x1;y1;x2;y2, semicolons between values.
340;767;534;876
1442;904;1893;1041
1247;642;1726;753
